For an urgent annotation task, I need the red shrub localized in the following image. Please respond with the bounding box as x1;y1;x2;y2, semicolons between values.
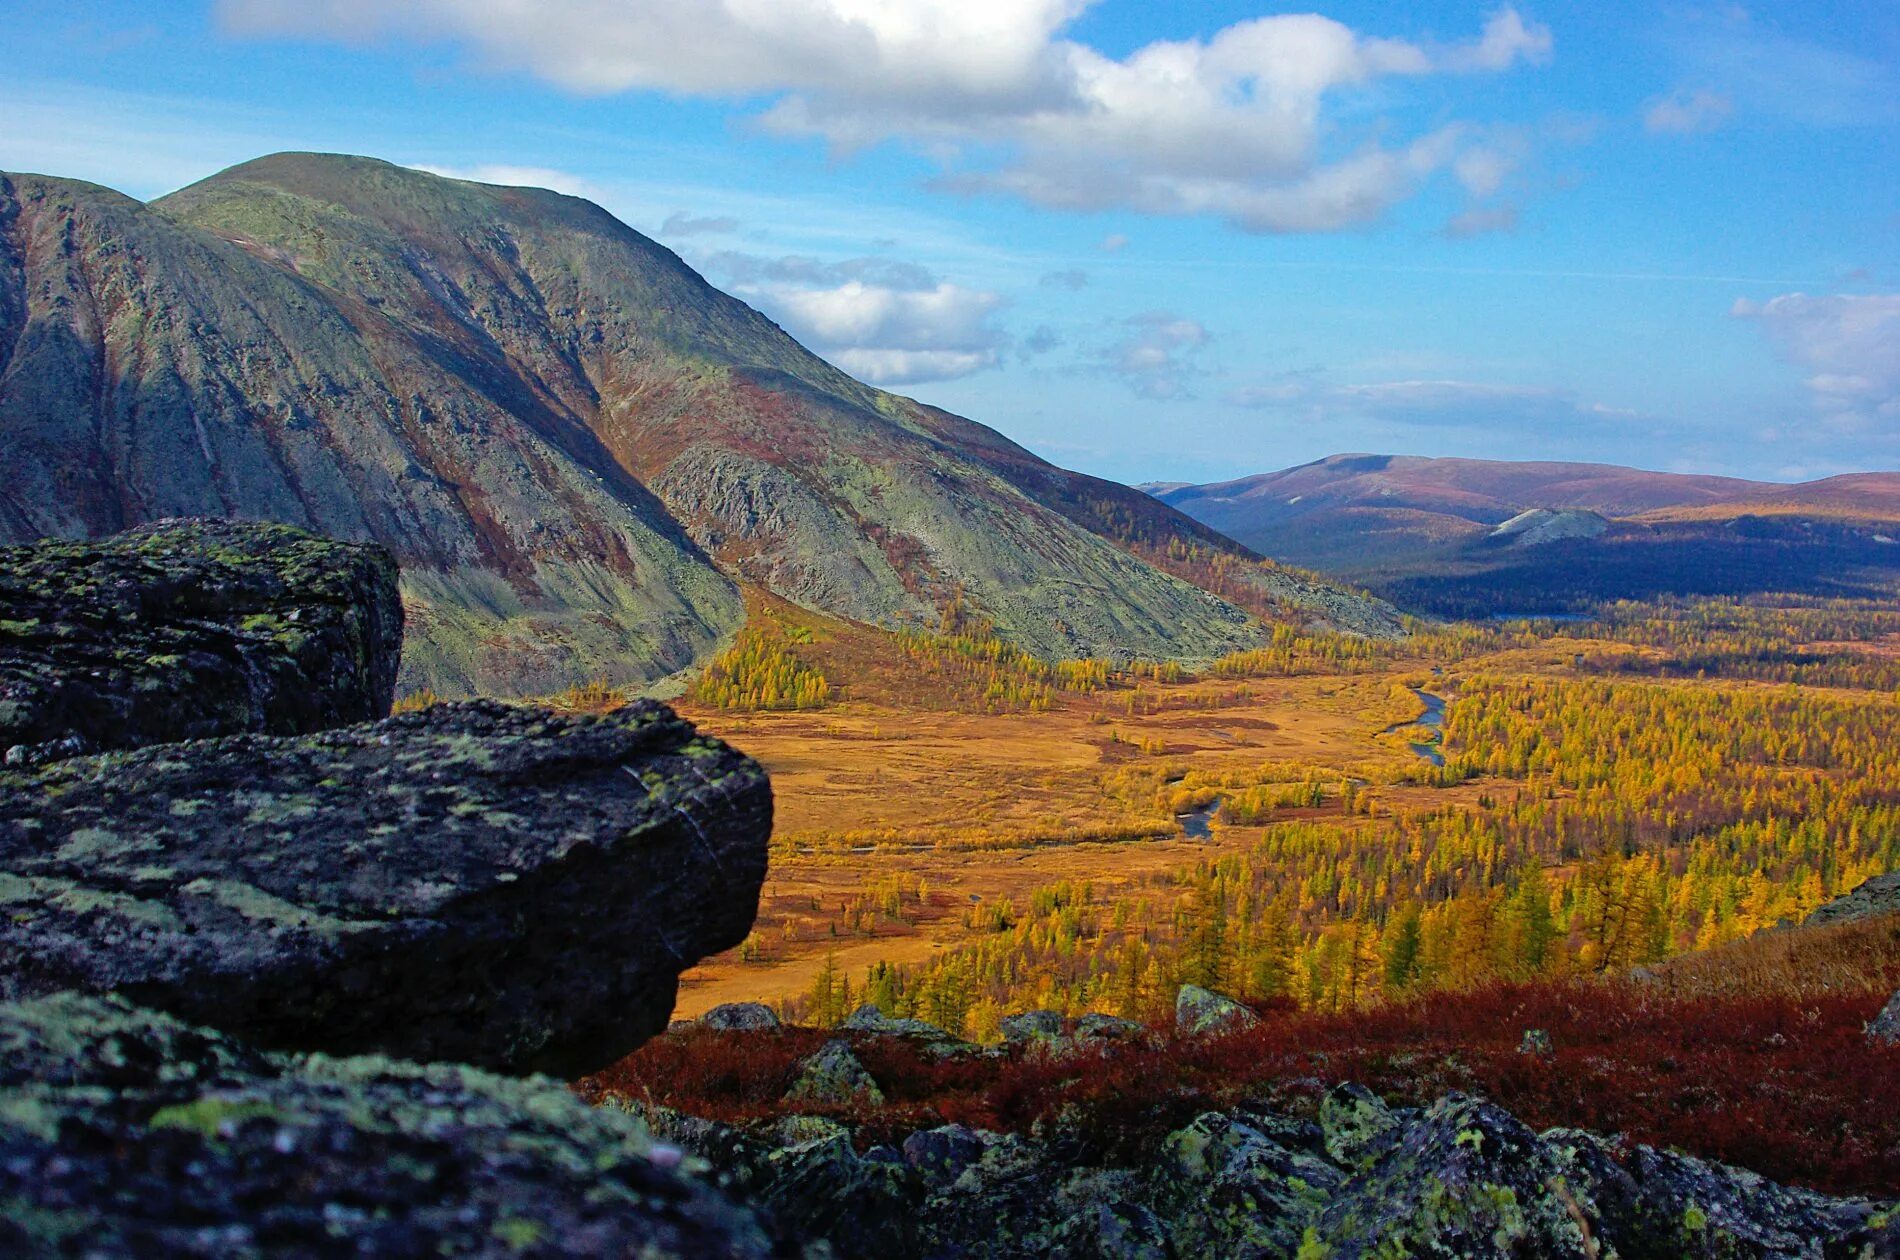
581;983;1900;1196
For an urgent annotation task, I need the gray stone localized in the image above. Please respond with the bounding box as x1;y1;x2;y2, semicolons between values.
1319;1081;1401;1168
1175;983;1261;1037
0;518;401;765
1807;872;1900;926
1870;991;1900;1045
700;1002;781;1032
785;1040;884;1107
838;1003;968;1051
901;1123;988;1184
0;699;771;1076
0;993;775;1258
1000;1009;1066;1046
1075;1012;1147;1042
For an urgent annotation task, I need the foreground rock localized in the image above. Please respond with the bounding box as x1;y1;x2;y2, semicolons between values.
627;1081;1892;1259
0;699;770;1076
0;519;401;764
0;994;778;1258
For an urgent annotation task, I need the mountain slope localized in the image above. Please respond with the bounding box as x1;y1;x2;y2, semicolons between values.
1151;454;1900;614
1;154;1388;693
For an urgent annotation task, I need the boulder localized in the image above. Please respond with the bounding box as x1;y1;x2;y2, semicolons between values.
1175;984;1261;1037
0;993;775;1258
1319;1081;1402;1168
0;519;401;765
1318;1093;1609;1256
785;1040;884;1107
1806;872;1900;926
0;699;771;1076
1000;1009;1066;1046
1870;991;1900;1045
700;1002;782;1032
1075;1012;1148;1042
843;1003;965;1041
1155;1110;1341;1256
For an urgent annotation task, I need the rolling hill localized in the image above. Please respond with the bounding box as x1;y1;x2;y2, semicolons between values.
1149;454;1900;615
0;155;1393;695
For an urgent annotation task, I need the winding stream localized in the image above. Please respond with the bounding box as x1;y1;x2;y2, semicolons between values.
1383;689;1447;767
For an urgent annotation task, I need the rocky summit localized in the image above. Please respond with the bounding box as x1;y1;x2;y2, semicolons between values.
0;697;770;1076
0;993;779;1258
0;518;401;765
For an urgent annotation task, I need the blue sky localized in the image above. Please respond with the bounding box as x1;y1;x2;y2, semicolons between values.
4;2;1896;485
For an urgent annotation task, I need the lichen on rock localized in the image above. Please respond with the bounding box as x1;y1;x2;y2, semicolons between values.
0;699;771;1076
0;518;402;765
0;994;776;1257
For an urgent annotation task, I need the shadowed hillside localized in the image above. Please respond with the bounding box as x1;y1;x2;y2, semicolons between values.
2;154;1395;694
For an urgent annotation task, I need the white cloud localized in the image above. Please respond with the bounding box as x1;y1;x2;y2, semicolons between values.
659;210;740;237
1102;312;1209;400
1442;203;1519;238
1731;293;1900;430
221;1;1554;233
699;249;1010;384
1643;88;1732;135
410;162;603;198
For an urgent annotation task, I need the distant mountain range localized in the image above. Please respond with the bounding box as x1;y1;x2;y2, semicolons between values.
0;154;1393;695
1148;454;1900;616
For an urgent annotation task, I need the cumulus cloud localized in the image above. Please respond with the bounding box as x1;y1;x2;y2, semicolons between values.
1731;293;1900;430
659;210;740;236
1102;312;1209;400
223;1;1553;233
695;249;1009;385
1643;88;1732;135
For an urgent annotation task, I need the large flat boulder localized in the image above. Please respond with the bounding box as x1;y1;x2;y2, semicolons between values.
0;993;777;1257
0;518;401;765
0;699;771;1076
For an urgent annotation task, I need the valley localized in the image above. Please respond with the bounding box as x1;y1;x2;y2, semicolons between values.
553;592;1900;1042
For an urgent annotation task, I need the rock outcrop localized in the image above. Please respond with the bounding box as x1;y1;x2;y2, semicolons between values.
1175;983;1261;1037
0;698;771;1076
628;1081;1892;1258
0;993;779;1258
0;518;401;765
1806;872;1900;926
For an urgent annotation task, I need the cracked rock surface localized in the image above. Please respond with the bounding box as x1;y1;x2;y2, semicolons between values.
0;699;771;1076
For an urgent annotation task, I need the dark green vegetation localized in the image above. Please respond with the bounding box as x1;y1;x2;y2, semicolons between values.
0;518;400;764
0;994;778;1258
0;155;1390;696
1152;453;1900;616
0;698;770;1076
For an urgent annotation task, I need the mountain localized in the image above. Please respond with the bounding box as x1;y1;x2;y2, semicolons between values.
0;154;1391;695
1152;454;1900;615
